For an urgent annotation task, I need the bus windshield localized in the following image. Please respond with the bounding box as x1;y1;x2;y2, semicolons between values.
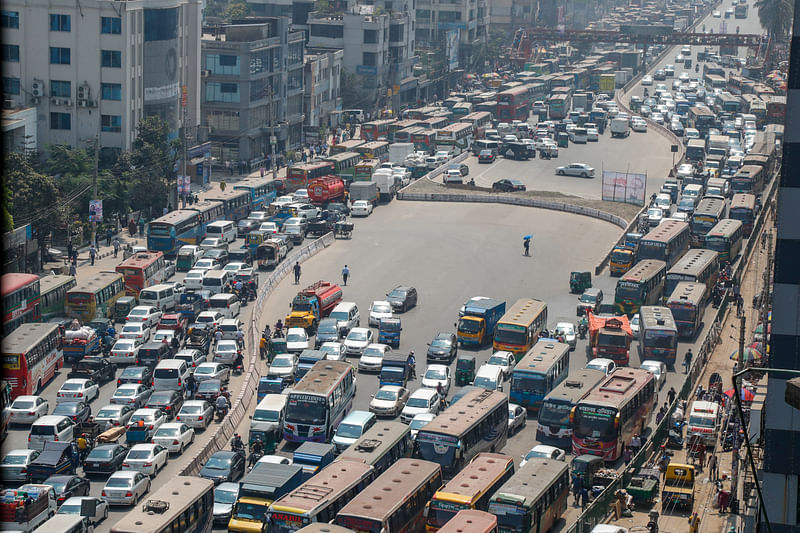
668;305;695;322
511;374;546;396
233;502;267;520
428;501;468;528
615;284;642;301
573;405;617;440
416;439;457;467
494;326;526;345
286;396;326;425
538;400;571;426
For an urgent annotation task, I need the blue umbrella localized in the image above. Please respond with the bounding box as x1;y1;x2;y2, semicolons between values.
523;235;532;241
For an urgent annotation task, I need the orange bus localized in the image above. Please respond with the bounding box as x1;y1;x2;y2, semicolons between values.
437;511;497;533
115;251;166;296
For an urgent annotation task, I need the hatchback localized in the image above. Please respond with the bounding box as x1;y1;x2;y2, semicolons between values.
94;404;136;431
101;471;151;505
199;451;246;484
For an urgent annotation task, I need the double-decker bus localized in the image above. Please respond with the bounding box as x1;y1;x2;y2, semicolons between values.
360;119;395;141
234;178;280;210
666;282;707;339
324;152;362;184
460;111;492;139
704;219;744;263
287;162;336;191
536;369;607;449
690;197;727;247
509;340;570;411
334;421;412;475
637;306;679;366
426;453;514;532
394;126;424;144
65;271;125;322
335;459;443;533
188;200;225;235
452;102;474;119
147;210;202;255
688;106;716;137
411;130;437;152
283;361;356;443
493;299;548;359
39;274;76;321
665;248;720;297
414;389;508;479
636;220;690;268
731;164;764;194
496;87;530;123
266;460;375;533
438;511;497;533
330;139;365;155
436;123;474;153
1;323;63;396
729;193;757;236
2;273;41;337
205;188;252;221
110;476;214;533
548;94;570;120
389;119;422;141
354;159;382;182
572;368;657;461
116;251;167;297
487;458;569;533
354;141;390;162
614;260;667;316
421;117;450;131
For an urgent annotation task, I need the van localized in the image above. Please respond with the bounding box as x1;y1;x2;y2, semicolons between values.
206;220;236;243
328;302;360;335
218;318;244;340
682;183;704;201
331;410;376;453
138;284;177;312
29;415;75;451
154;359;191;391
137;342;171;368
209;293;241;319
687;400;721;446
250;394;287;435
472;364;504;392
35;514;94;533
202;270;232;296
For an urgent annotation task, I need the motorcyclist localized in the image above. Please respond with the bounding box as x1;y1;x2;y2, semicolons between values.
236;329;245;350
231;433;245;454
215;394;230;418
234;349;244;372
274;320;284;337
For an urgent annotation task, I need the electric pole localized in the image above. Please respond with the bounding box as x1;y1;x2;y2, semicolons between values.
268;84;277;180
91;135;99;247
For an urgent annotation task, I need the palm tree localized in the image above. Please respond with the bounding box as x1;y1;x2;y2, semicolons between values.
754;0;794;55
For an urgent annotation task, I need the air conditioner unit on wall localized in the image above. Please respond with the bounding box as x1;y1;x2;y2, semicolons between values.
31;97;40;105
63;98;72;106
77;85;90;100
78;100;88;107
51;97;61;106
32;80;45;97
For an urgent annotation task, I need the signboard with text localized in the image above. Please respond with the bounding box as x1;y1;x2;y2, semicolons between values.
602;170;646;206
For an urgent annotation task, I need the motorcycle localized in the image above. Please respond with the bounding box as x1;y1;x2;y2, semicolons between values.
666;429;684;449
247;449;263;468
233;359;244;376
578;322;588;339
215;403;229;422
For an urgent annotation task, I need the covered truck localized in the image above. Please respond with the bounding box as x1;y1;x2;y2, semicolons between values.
389;143;415;165
587;310;633;365
348;181;378;206
373;170;397;203
227;463;304;533
25;441;81;483
308;176;345;206
285;281;343;331
63;324;100;364
0;485;57;533
456;298;506;346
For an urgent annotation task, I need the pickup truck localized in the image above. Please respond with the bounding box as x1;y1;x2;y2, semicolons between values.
158;313;189;339
67;357;115;384
185;325;212;354
0;484;57;533
25;442;80;483
175;293;204;322
661;463;695;510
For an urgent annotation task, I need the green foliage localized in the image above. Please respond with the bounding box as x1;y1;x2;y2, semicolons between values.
5;153;63;243
754;0;793;41
1;181;13;233
223;0;249;21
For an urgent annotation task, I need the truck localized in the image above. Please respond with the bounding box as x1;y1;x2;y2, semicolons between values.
292;442;335;481
157;313;189;339
63;325;100;364
0;485;57;533
599;73;617;95
586;310;633;365
373;170;397;203
389;143;415;165
379;352;412;388
285;280;343;331
378;317;402;348
348;181;379;206
610;117;630;138
227;463;304;533
661;463;695;510
25;442;80;483
456;298;506;346
589;109;608;134
67;356;116;384
307;176;345;206
707;134;729;157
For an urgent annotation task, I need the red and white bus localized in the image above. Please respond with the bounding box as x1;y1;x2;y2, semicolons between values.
496;87;530;123
2;273;41;338
460;111;492;139
360;119;396;141
1;323;63;396
115;251;167;297
286;161;336;191
571;368;656;461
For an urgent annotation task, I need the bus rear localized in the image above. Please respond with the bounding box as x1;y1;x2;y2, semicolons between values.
666;283;706;339
637;306;679;366
509;340;569;411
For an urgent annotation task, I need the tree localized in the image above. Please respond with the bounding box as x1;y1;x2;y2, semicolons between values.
340;69;363;109
125;116;182;217
223;0;249;21
754;0;793;51
5;152;63;247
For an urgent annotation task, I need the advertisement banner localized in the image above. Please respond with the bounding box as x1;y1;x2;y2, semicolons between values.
177;175;191;195
89;199;103;222
446;29;460;70
602;170;646;206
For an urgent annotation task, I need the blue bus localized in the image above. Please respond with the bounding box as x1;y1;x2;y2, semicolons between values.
509;339;570;412
147;210;201;255
233;178;280;210
204;189;251;221
186;200;224;236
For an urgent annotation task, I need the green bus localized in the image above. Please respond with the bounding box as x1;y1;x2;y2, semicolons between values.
39;274;77;321
325;151;362;184
614;259;667;316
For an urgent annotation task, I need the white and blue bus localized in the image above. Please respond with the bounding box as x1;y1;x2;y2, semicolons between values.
147;210;201;255
234;178;280;210
509;340;570;412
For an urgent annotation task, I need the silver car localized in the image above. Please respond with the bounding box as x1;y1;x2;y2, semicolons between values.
94;404;136;431
1;449;40;483
101;471;151;505
640;360;667;390
176;400;214;430
110;384;152;409
556;163;595;178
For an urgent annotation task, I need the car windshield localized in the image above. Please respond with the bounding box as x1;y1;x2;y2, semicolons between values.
215;488;238;505
579;293;597;303
361;347;383;358
525;450;552;460
105;477;132;488
149;392;173;403
130;414;152;423
372;303;391;314
47;481;67;493
430;339;451;349
425;369;446;380
336;423;363;439
54;404;79;415
556;325;574;335
204;456;230;470
87;448;114;459
317;322;337;334
286;333;306;343
11;400;34;409
127;450;152;460
195;366;214;375
181;405;203;414
129;309;148;317
407;397;430;408
114;342;135;351
61;382;83;391
3;455;28;465
320;346;339;357
348;331;368;342
271;357;293;368
487;355;508;366
375;389;398;401
115;388;136;397
388;289;405;299
409;418;431;430
58;504;83;515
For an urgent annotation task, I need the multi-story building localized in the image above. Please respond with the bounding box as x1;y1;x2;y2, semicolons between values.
303;48;343;133
1;0;202;157
200;18;304;168
415;0;488;70
490;0;538;27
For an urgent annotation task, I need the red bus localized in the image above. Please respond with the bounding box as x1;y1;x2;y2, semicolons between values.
460;111;493;139
1;323;63;396
115;251;167;297
2;273;41;338
411;130;437;152
496;87;530;123
571;368;656;461
360;119;396;141
286;162;336;191
766;95;786;124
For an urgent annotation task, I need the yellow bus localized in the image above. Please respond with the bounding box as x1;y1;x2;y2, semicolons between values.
426;453;514;532
64;271;125;322
334;421;413;476
493;299;548;359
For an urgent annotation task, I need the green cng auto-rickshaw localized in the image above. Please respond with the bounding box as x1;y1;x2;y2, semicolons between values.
569;271;592;293
455;355;476;386
267;338;288;362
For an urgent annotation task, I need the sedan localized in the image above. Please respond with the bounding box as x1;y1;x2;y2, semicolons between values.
194;380;225;403
492;179;526;192
586;128;599;141
368;300;393;327
145;390;184;420
358;343;389;372
1;449;40;484
110;384;152;409
640;360;667;390
647;207;664;226
8;395;48;424
268;354;298;384
642;75;653;86
120;322;151;344
222;262;249;275
199;451;246;485
370;385;409;417
58;497;109;524
285;328;310;353
478;150;496;163
386;286;417;312
400;388;440;423
486;351;515;380
408;413;436;440
200;237;227;251
556;163;595;178
52;401;92;424
109;339;140;365
351;200;373;217
152;329;177;346
126;306;162;328
194;258;221;272
214;340;240;365
194;362;230;383
122;443;169;476
553;322;577;350
651;112;665;125
422;365;451;396
345;328;374;357
176;400;214;430
586;358;617;375
117;366;154;387
56;379;99;404
184;270;206;290
318;342;347;361
508;403;527;436
676;163;694;179
83;444;129;475
45;474;91;505
127;408;167;433
101;471;151;506
213;482;239;525
426;332;457;363
520;445;566;467
152;422;195;454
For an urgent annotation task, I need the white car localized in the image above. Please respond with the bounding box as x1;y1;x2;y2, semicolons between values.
196;311;224;329
94;404;136;431
152;329;177;345
1;449;41;483
647;207;664;226
122;443;169;476
120;322;151;344
435;150;451;164
126;408;167;435
422;365;451;396
194;362;230;383
642;75;653;86
400;388;440;424
176;400;214;430
368;300;393;327
586;128;599;141
651;112;665;125
586;358;617;375
640;360;667;390
520;445;566;467
554;322;577;350
58;496;109;524
556;163;595;178
508;403;527;436
408;413;436;440
268;354;297;382
351;201;373;217
285;328;310;353
8;395;48;424
293;189;310;203
126;306;162;328
109;339;140;364
345;327;374;357
259;222;280;234
193;258;219;272
256;455;292;466
101;471;151;506
676;163;694;179
214;340;240;365
318;342;347;361
485;351;515;380
200;237;226;251
184;270;206;290
222;262;249;274
631;119;647;133
630;314;641;335
358;343;390;372
56;378;99;404
152;422;196;454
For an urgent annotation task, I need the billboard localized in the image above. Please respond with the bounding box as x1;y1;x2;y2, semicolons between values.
89;200;103;222
446;29;460;70
602;170;646;206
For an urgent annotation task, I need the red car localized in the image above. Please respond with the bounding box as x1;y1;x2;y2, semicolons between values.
478;150;496;163
158;313;188;338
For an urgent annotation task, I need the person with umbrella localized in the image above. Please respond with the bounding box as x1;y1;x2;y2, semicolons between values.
523;235;531;256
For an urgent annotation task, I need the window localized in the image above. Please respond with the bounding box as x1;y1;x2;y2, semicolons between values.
102;50;121;68
101;83;121;100
288;68;302;91
390;24;404;41
206;110;240;131
3;44;19;62
363;52;377;66
50;14;70;31
206;82;240;103
50;80;71;97
50;47;70;65
3;77;20;95
206;54;240;76
50;112;71;130
288;42;303;64
102;114;122;132
144;8;178;41
310;24;343;39
101;16;121;33
2;11;19;28
364;29;378;44
438;10;461;21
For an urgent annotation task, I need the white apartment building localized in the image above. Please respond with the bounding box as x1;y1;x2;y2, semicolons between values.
415;0;489;69
304;48;343;130
1;0;202;156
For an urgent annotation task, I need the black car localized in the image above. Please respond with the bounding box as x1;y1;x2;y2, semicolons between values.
502;142;532;160
44;474;90;505
203;248;229;266
117;365;154;387
67;357;116;384
83;444;128;475
492;179;527;192
386;286;418;312
145;390;185;420
237;219;259;238
52;401;92;424
195;379;224;403
228;248;254;266
478;150;496;163
327;202;351;217
199;451;246;484
426;332;458;363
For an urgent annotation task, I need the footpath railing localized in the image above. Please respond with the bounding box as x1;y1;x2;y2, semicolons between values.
179;232;335;476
